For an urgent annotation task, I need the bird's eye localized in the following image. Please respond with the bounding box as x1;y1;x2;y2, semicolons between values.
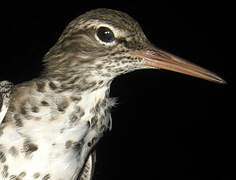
96;27;115;43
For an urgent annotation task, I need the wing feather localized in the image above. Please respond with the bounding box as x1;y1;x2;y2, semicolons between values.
77;151;96;180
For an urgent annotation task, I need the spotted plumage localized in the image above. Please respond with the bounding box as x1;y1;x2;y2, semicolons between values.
0;8;224;180
0;79;107;179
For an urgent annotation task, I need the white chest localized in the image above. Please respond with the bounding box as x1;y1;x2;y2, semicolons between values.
0;86;115;179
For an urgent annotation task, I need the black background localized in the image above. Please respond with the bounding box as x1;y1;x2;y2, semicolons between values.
1;1;234;180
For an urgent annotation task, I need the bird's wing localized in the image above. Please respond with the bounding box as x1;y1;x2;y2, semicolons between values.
77;151;96;180
0;80;13;124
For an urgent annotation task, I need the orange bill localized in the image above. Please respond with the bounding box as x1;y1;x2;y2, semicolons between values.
132;46;226;84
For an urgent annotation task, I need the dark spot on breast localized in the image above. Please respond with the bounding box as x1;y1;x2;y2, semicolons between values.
98;80;104;85
76;106;85;117
2;165;8;178
42;173;51;180
95;102;100;113
70;96;82;102
68;76;80;84
91;116;98;128
60;128;65;134
13;114;20;121
57;100;69;112
9;175;17;179
96;64;103;69
8;104;16;112
33;172;40;179
41;101;49;106
65;140;73;149
69;106;85;123
0;151;6;163
9;146;18;157
36;81;45;92
49;82;57;90
15;119;23;127
87;141;92;147
23;141;38;156
87;137;97;147
87;121;90;127
99;124;107;133
31;106;39;113
69;114;78;123
3;165;8;171
57;84;73;93
101;99;107;108
14;114;23;127
18;171;26;177
73;142;83;154
20;106;27;115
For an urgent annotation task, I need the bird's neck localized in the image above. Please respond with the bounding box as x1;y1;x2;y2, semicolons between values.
14;74;114;140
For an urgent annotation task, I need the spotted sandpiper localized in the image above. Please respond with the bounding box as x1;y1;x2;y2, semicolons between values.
0;8;225;180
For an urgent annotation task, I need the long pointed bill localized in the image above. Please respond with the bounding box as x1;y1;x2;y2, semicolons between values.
132;46;226;84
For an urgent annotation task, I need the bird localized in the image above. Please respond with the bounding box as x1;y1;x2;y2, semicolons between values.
0;8;225;180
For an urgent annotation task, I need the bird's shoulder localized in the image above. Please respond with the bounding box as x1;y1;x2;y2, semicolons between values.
0;80;14;124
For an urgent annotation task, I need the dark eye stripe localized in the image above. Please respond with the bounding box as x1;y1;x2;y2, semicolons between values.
97;27;115;43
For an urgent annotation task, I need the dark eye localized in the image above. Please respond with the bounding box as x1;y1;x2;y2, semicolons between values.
96;27;115;43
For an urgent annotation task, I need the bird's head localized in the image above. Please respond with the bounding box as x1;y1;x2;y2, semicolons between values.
43;8;225;84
